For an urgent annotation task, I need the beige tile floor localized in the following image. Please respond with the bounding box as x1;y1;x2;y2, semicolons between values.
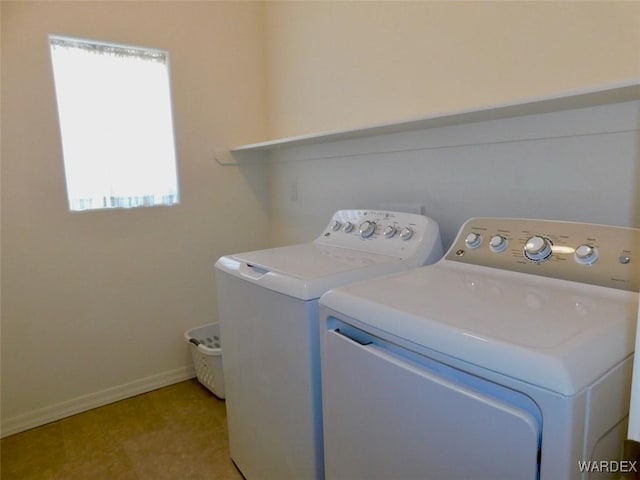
0;379;244;480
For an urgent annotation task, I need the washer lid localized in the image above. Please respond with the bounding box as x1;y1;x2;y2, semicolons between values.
320;262;638;395
215;243;403;301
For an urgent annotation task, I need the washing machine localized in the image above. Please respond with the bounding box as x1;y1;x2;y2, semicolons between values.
214;209;443;480
319;218;640;480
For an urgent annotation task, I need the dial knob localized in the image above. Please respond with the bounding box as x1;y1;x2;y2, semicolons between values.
575;244;598;265
329;220;342;231
399;227;414;241
359;220;376;238
524;236;552;262
343;222;354;233
383;225;397;238
464;232;482;249
489;235;507;253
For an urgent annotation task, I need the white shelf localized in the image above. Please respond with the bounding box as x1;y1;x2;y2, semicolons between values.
220;80;640;164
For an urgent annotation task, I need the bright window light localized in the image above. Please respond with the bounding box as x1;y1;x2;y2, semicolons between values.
49;35;179;211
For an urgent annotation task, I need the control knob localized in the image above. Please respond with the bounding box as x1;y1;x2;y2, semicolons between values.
359;220;376;238
574;244;598;265
489;235;508;253
399;227;414;241
464;232;482;249
343;222;354;233
383;225;397;238
524;236;552;262
329;220;341;231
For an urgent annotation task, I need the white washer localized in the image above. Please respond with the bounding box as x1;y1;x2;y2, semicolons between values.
319;218;640;480
215;210;443;480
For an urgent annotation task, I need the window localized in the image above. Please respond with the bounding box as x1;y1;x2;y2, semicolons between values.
49;35;179;211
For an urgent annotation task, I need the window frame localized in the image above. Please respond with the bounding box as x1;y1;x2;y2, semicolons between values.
49;34;180;212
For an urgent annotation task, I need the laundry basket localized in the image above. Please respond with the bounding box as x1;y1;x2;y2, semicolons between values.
184;322;225;399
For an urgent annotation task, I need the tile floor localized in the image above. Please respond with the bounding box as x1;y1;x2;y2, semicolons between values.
0;379;244;480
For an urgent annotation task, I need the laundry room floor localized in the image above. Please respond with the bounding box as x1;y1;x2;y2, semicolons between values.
0;379;243;480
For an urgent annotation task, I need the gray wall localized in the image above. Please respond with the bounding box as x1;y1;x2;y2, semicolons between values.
268;101;640;250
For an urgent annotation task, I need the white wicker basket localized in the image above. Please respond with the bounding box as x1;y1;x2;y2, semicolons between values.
184;322;225;399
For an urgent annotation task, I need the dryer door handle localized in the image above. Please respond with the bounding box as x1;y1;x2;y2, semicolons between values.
331;327;373;346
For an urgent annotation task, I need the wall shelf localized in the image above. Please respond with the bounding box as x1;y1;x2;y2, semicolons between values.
217;80;640;165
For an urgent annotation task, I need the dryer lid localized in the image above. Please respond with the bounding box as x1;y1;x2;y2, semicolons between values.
319;262;638;395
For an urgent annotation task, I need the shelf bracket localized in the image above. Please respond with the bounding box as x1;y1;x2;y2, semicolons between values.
213;149;267;166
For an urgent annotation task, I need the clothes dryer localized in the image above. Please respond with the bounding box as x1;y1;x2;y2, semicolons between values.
215;209;442;480
628;300;640;441
319;218;639;480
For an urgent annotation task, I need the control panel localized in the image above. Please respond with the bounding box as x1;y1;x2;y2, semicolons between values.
446;218;640;292
316;210;442;261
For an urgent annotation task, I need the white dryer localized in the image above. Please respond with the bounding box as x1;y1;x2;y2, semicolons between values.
319;218;640;480
215;210;443;480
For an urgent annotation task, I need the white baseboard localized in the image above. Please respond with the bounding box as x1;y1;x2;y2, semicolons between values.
0;365;196;438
